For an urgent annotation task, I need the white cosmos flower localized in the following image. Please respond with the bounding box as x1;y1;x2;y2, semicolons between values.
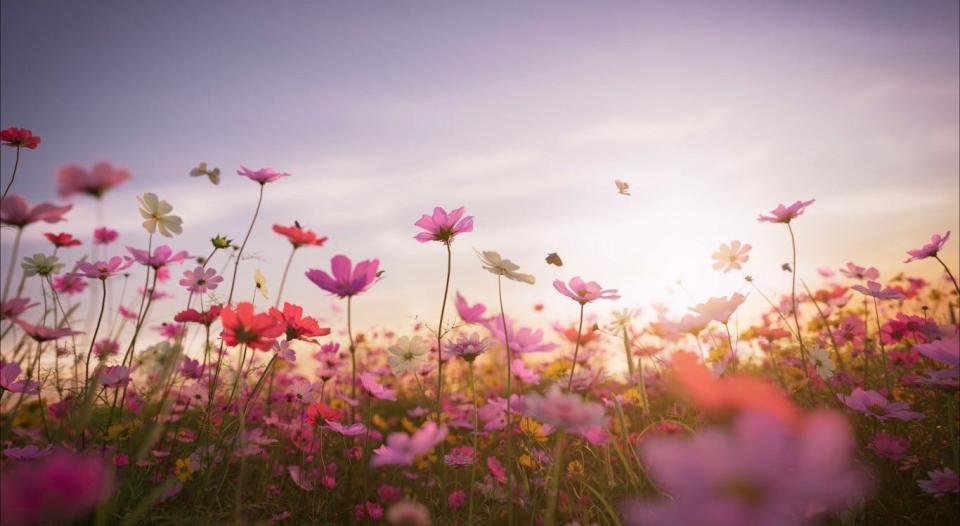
388;336;430;375
137;192;183;237
809;346;836;380
477;250;536;284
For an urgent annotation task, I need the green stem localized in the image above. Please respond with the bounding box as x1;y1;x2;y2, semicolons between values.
1;227;22;304
566;303;586;392
435;242;452;423
497;275;515;526
467;361;479;525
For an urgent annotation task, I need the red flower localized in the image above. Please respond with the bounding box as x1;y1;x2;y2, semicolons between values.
219;302;283;351
44;232;82;248
272;223;328;249
175;305;222;326
270;302;330;342
0;127;41;149
306;402;343;426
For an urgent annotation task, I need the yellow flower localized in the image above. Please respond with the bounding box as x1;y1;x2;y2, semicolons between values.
519;454;535;469
567;460;584;475
174;458;196;482
372;414;389;430
545;359;572;380
401;418;418;434
621;388;644;407
519;417;549;443
254;269;269;299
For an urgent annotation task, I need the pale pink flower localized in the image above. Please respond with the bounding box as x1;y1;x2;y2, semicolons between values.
73;256;134;280
287;465;314;491
851;281;904;300
443;445;474;467
839;262;879;281
0;297;38;320
868;433;909;461
179;266;223;293
51;274;87;295
272;340;296;363
126;245;190;269
237;165;290;184
56;162;131;198
15;320;82;342
443;333;490;362
0;362;39;394
913;335;960;367
371;422;448;467
484;317;558;354
690;293;746;324
918;467;959;497
487;456;507;484
838;388;923;421
100;366;132;387
413;206;473;244
904;231;951;263
517;385;607;435
512;358;541;385
553;276;620;304
0;195;72;228
711;241;751;273
325;420;367;436
359;372;397;401
757;199;815;224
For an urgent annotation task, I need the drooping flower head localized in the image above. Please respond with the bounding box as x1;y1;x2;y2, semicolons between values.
0;127;41;149
57;162;131;198
0;195;72;228
273;223;328;249
757;199;815;224
15;320;82;343
553;276;620;304
414;206;473;244
851;281;904;301
126;245;190;269
237;165;290;185
219;302;284;351
478;250;535;284
711;241;751;273
904;231;951;263
0;297;38;321
306;255;380;298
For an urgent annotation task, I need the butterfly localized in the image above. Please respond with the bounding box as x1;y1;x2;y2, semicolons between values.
615;180;631;196
545;252;563;267
190;162;221;185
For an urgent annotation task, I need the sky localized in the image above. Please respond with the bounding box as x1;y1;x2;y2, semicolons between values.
1;0;958;339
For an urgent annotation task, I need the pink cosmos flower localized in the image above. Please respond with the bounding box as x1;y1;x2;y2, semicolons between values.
918;467;959;497
711;240;751;273
839;262;879;281
325;420;367;436
237;165;290;185
851;280;904;300
1;297;38;320
517;385;607;435
287;465;315;491
56;162;131;198
868;433;910;461
51;274;87;295
73;256;134;280
913;335;960;367
179;266;223;294
15;320;82;342
553;276;620;304
0;452;112;525
272;340;296;363
487;456;507;484
484;317;558;354
448;489;467;508
413;206;474;244
443;446;474;467
455;292;487;323
757;199;815;223
0;127;42;149
3;445;51;460
1;362;40;394
92;339;119;359
359;372;397;401
624;410;867;526
690;293;746;324
0;195;72;228
904;231;951;263
512;358;541;385
93;227;119;245
444;333;491;361
126;245;190;269
179;357;204;379
305;255;380;298
100;366;132;387
44;232;82;248
371;422;448;467
838;388;923;421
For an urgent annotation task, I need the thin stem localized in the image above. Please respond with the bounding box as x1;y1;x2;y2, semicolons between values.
467;360;479;526
226;183;265;306
83;280;108;398
871;297;893;393
1;227;23;304
786;223;814;400
274;247;297;309
723;322;737;373
934;255;960;297
435;242;452;423
347;296;356;423
566;303;586;392
801;279;844;370
1;145;21;199
497;275;515;526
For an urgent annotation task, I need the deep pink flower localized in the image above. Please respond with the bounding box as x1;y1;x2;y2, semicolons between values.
126;245;190;269
273;223;327;249
918;468;959;497
904;231;951;263
44;232;82;248
371;422;448;467
624;410;867;526
219;302;284;351
56;162;131;198
100;366;132;387
413;206;474;244
51;274;87;295
455;292;487;323
14;320;82;342
0;195;72;228
359;372;397;401
757;199;815;223
0;362;40;394
838;388;923;420
487;456;507;484
851;280;904;301
0;452;112;525
179;266;223;294
553;276;620;304
1;297;38;320
305;254;380;298
0;127;41;149
237;165;290;184
839;262;879;281
73;256;135;280
93;227;119;245
448;489;467;508
868;433;909;461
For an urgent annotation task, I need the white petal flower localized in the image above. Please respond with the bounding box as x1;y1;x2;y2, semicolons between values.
388;336;430;375
137;192;183;237
477;250;535;284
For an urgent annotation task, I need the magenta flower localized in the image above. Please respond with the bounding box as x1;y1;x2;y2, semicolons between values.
0;195;72;228
371;422;448;467
15;320;82;342
56;162;131;198
1;297;38;320
913;335;959;367
851;280;904;300
3;445;51;460
868;433;910;461
0;452;112;525
93;227;119;245
325;421;367;437
553;276;620;304
413;206;474;244
237;165;290;185
51;274;87;295
359;372;397;401
517;386;607;435
0;362;40;394
838;388;923;420
839;262;879;281
126;245;190;269
305;255;380;298
179;266;223;294
73;256;134;280
100;366;132;387
455;292;487;323
757;199;815;223
624;410;867;526
443;445;474;467
918;467;959;497
904;231;951;263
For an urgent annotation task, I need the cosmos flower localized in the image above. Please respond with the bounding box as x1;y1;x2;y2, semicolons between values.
126;245;190;269
867;433;910;461
44;232;82;248
93;227;119;245
179;266;223;294
477;250;535;284
51;274;87;295
371;422;448;467
0;195;72;228
189;162;221;184
904;231;951;263
56;162;131;198
137;193;183;237
757;199;815;224
237;165;290;184
360;372;397;401
484;317;558;354
0;362;40;394
254;269;269;299
516;385;607;435
219;302;284;351
838;388;923;421
808;346;836;380
455;293;487;324
100;366;132;387
711;240;751;273
73;257;135;280
273;223;328;249
21;254;64;277
553;276;620;304
690;293;746;324
0;127;41;149
3;445;51;460
174;305;221;326
388;336;430;375
0;452;112;525
270;302;330;342
413;206;473;244
444;333;491;362
851;281;904;300
838;262;879;281
272;340;296;362
918;468;959;497
0;297;38;321
325;421;367;437
306;255;380;298
443;446;474;467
